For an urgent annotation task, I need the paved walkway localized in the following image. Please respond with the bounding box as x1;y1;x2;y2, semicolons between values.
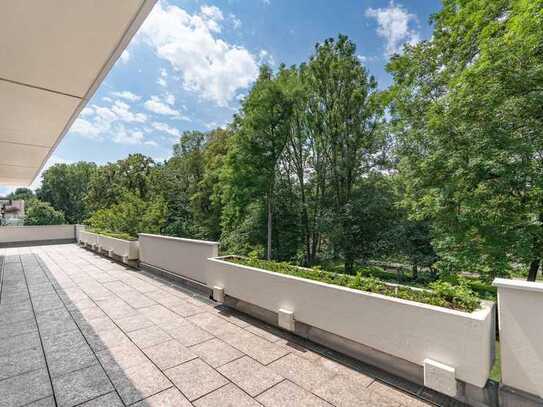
0;244;433;407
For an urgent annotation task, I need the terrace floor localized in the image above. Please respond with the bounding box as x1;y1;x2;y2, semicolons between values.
0;243;434;407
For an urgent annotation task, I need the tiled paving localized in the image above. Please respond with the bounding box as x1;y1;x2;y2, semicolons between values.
0;244;434;407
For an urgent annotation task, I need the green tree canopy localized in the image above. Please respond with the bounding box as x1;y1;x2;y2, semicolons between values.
24;199;65;225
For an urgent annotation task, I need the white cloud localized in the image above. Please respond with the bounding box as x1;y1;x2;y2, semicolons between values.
165;93;175;105
157;68;168;87
140;2;259;106
120;50;131;63
151;121;181;138
144;95;185;118
111;101;147;123
365;1;420;56
71;100;153;145
230;13;241;30
258;50;275;66
111;90;141;102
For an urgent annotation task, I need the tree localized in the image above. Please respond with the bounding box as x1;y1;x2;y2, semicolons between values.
24;200;65;225
37;162;96;223
7;188;35;201
86;154;155;211
86;192;166;238
389;0;543;280
305;35;384;273
222;65;292;259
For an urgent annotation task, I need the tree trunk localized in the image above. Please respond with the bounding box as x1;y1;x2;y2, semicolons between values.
527;259;540;282
412;264;418;280
267;188;272;260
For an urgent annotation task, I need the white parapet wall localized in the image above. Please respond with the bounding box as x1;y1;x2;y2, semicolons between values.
138;233;219;284
0;225;76;244
494;278;543;398
98;235;139;261
207;256;495;389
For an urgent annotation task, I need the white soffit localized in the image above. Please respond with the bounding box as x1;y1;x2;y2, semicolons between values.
0;0;157;186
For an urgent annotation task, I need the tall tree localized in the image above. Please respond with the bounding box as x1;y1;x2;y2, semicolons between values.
305;35;384;273
222;65;292;259
389;0;543;279
37;162;96;223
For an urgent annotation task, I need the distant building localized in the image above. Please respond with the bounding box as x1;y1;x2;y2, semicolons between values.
0;198;25;226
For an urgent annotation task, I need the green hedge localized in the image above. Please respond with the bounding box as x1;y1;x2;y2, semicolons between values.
86;228;137;241
227;257;481;312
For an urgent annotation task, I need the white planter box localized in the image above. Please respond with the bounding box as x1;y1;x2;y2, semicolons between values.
98;235;139;261
79;230;98;246
207;256;495;389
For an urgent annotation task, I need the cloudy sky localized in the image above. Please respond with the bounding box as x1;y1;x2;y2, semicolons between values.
0;0;440;195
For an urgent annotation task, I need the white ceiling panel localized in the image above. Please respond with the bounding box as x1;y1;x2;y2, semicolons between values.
0;142;49;168
0;0;157;186
0;0;145;97
0;81;79;147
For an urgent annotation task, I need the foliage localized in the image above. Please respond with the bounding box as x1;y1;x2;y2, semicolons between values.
24;199;65;225
37;162;96;223
388;0;543;279
7;188;35;201
86;192;166;239
86;229;137;241
228;256;481;312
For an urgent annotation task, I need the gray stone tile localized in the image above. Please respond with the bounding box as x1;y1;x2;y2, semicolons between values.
313;374;373;407
131;387;192;407
164;358;228;401
52;363;113;407
114;314;155;333
36;308;78;336
0;331;41;356
128;326;172;348
47;343;97;378
191;338;243;368
70;305;107;322
78;392;124;407
25;396;56;407
0;318;37;339
0;345;45;380
42;329;87;355
218;356;283;397
95;297;136;319
367;381;427;407
108;362;172;405
97;342;149;373
188;312;245;338
257;380;332;407
245;323;284;343
268;353;336;392
222;330;289;365
85;327;132;352
32;293;64;312
0;368;53;407
0;307;34;325
165;299;202;317
143;339;197;370
161;318;214;347
193;383;260;407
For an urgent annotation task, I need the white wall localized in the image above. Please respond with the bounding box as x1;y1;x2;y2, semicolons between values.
208;257;495;388
494;278;543;397
98;235;139;260
0;225;75;244
138;233;219;284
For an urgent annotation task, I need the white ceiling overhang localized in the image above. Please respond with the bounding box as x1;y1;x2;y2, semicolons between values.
0;0;157;186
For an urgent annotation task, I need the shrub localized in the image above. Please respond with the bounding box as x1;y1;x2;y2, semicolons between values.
24;199;65;225
227;257;481;312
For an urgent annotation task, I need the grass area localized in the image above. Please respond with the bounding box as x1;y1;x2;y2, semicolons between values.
86;228;137;241
228;256;481;312
490;340;501;382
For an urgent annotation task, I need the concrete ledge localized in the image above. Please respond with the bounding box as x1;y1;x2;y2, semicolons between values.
0;238;75;248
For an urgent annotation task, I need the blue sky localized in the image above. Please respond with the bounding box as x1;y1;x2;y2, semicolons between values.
1;0;441;195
